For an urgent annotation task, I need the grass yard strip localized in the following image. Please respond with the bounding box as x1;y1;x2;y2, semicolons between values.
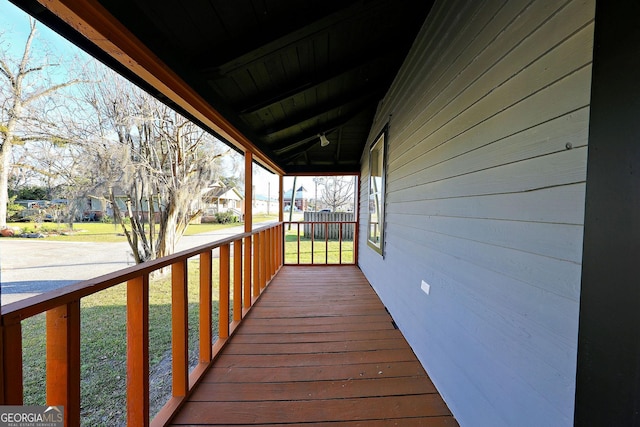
284;228;354;264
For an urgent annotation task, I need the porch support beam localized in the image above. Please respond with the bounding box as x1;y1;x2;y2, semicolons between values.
575;1;640;423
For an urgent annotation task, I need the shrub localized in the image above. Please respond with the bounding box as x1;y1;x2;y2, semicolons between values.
214;211;238;224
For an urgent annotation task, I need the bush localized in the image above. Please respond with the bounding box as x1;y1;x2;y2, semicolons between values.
214;211;238;224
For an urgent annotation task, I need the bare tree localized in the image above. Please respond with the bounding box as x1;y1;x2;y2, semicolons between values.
0;19;80;227
79;64;230;262
321;176;355;212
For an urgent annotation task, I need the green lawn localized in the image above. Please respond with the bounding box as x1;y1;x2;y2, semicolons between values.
8;214;277;243
284;227;355;264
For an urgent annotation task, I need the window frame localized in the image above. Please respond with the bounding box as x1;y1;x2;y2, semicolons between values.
367;125;388;255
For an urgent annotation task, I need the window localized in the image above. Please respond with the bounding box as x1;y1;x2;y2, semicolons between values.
367;126;387;254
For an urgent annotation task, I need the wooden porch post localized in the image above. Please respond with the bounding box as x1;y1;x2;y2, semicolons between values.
244;151;253;233
279;175;283;223
244;151;254;307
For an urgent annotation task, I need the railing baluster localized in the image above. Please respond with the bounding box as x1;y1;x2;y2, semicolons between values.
233;240;242;323
296;222;300;264
339;223;343;264
270;226;276;278
325;222;329;264
278;224;283;268
311;223;315;264
127;276;149;427
219;244;230;339
260;230;269;292
199;251;212;363
253;232;260;298
171;260;189;397
46;301;81;427
243;236;252;311
1;320;23;405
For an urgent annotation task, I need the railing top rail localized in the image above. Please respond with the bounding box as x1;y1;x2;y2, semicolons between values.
0;222;282;324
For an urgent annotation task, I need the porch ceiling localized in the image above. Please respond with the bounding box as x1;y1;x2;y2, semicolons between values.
10;0;433;174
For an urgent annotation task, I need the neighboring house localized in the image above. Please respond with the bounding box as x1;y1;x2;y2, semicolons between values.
200;183;244;214
111;190;161;223
282;186;309;211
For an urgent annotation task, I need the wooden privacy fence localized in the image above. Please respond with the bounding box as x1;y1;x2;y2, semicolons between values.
0;222;283;427
303;212;355;239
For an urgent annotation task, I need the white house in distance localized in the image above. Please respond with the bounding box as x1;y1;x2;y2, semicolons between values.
252;194;278;215
198;182;244;220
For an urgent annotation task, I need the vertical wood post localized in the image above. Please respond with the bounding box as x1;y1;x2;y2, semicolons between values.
46;302;81;427
296;223;301;265
271;226;276;275
266;227;273;280
0;325;3;403
325;222;329;264
253;233;261;297
311;223;315;264
354;175;360;265
279;175;284;223
171;261;189;397
244;152;253;233
276;224;281;269
233;240;242;322
260;230;268;290
219;244;230;339
339;224;343;264
1;321;22;404
126;276;149;427
243;235;252;309
199;251;213;363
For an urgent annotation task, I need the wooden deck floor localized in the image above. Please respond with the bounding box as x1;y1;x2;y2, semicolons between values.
170;266;458;426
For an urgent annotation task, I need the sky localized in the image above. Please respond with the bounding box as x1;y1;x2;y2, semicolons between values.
0;0;323;198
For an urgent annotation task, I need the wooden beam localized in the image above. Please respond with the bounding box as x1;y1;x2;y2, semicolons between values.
244;151;253;233
238;55;386;115
258;87;384;139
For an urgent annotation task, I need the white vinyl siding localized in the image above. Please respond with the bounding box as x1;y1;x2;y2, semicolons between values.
358;0;594;425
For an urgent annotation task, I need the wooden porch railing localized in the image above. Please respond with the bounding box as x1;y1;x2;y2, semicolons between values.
0;222;283;427
284;221;358;265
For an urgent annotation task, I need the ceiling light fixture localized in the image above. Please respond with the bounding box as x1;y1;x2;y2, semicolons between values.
319;134;330;147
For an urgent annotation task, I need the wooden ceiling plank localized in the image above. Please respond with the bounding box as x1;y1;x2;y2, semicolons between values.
261;88;383;139
237;52;387;114
204;0;378;75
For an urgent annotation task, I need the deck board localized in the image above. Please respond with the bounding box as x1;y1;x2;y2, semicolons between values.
170;266;458;426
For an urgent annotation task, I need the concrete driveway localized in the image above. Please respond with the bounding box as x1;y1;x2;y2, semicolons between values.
0;222;275;306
